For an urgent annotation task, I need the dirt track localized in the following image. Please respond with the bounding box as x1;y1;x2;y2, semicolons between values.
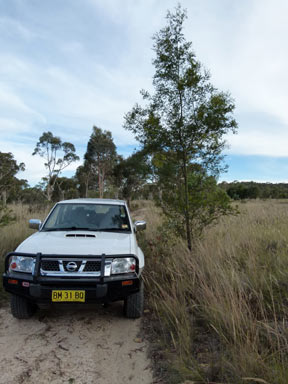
0;302;153;384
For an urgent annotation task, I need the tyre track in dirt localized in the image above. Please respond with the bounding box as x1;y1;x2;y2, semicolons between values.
0;302;152;384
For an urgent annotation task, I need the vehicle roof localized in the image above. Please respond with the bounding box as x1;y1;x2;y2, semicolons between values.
57;198;126;205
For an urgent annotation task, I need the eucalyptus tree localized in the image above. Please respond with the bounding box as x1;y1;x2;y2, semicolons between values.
75;161;93;198
124;5;237;249
113;150;151;205
0;152;25;204
33;131;79;201
0;151;25;225
84;126;117;198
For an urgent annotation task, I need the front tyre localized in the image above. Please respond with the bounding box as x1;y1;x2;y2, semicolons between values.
124;282;144;319
10;294;37;319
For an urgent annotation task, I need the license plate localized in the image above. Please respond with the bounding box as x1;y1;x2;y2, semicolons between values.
52;290;85;302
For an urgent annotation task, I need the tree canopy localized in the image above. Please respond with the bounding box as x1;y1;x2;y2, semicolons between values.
113;150;151;205
84;126;117;198
33;131;79;201
0;152;25;204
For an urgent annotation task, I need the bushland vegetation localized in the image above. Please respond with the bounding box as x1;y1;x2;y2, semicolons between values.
138;199;288;383
220;181;288;200
0;203;49;301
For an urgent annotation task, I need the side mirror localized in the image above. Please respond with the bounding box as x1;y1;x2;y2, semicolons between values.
134;220;146;231
29;219;42;230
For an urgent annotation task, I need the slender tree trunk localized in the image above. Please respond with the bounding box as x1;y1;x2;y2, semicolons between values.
2;190;7;205
98;166;102;198
182;155;192;251
46;184;52;201
178;86;192;250
102;170;105;198
98;168;105;198
99;171;104;198
85;178;89;198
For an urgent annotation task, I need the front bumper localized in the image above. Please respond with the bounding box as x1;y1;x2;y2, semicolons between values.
3;252;141;304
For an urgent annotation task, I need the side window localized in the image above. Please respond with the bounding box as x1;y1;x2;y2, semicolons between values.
120;207;130;228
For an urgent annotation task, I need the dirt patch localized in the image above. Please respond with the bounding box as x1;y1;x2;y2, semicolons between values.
0;302;153;384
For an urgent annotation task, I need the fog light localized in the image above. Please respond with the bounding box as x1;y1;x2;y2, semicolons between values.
8;279;18;285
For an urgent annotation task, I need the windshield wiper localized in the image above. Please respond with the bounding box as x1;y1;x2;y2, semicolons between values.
42;227;130;232
97;228;130;232
42;227;92;232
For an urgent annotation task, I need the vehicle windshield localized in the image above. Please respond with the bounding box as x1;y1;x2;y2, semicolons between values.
42;203;131;232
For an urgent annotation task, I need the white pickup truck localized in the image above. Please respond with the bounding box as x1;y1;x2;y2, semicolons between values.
3;198;146;319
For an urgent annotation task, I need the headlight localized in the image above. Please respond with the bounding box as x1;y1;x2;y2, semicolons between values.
111;257;136;274
9;256;35;273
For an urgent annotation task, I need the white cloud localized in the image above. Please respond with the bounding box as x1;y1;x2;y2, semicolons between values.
1;0;288;184
179;0;288;157
0;16;35;41
0;85;46;139
0;86;43;119
226;129;288;158
226;0;288;124
0;118;29;135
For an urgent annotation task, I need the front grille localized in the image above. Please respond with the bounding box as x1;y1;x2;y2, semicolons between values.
40;257;109;276
83;261;101;272
41;260;60;271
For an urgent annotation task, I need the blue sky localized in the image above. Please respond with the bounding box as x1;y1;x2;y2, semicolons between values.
0;0;288;185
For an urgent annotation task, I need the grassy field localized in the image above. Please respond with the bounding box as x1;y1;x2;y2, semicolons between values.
137;199;288;384
0;204;50;301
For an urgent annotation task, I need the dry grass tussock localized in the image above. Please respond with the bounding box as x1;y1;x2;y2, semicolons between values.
0;203;50;300
137;199;288;383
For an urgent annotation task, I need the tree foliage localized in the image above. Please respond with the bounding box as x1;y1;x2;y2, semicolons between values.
113;150;151;205
32;131;79;201
124;5;237;249
0;151;25;225
0;151;25;204
51;176;79;201
219;181;288;200
154;157;234;238
16;186;47;205
84;126;117;198
75;162;93;198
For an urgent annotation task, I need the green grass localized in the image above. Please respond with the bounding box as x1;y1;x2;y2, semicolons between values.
137;199;288;383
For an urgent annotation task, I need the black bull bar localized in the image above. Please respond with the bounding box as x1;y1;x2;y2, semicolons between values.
4;252;138;283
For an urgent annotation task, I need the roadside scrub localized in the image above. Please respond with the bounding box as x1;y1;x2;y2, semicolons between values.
0;204;49;302
137;200;288;383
